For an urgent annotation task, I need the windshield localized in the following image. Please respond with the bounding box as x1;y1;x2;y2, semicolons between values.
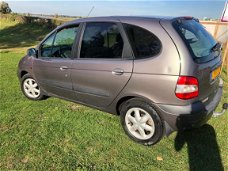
173;19;217;61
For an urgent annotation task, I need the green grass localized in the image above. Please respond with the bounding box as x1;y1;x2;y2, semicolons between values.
0;18;19;29
0;18;52;53
0;18;227;170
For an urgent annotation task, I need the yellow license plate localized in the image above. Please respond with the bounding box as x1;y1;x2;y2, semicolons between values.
212;67;221;80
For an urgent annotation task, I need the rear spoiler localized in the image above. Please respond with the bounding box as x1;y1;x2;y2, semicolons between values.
175;16;199;23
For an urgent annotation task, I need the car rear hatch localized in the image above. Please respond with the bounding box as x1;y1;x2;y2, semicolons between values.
172;17;222;104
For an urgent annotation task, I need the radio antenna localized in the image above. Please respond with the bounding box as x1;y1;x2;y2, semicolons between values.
87;6;95;17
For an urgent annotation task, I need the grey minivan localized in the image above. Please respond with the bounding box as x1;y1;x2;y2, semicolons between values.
18;16;226;145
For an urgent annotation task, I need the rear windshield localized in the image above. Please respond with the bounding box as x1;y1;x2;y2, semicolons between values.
173;19;217;63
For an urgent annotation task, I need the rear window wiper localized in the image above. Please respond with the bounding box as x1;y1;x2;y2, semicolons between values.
211;42;221;52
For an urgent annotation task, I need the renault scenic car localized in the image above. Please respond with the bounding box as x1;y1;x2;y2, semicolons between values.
18;16;224;145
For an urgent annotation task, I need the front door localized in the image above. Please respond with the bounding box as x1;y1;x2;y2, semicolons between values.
71;22;133;107
33;25;79;99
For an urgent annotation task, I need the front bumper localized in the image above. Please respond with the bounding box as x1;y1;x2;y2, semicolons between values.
156;78;223;134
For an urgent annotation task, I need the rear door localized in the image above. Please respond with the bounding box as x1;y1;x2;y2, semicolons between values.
71;22;133;107
33;25;80;99
172;19;222;103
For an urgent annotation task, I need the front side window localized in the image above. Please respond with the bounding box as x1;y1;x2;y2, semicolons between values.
41;34;55;57
80;22;124;59
41;26;78;58
124;24;161;59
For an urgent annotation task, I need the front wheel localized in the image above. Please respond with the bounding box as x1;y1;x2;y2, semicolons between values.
120;98;164;146
21;74;46;100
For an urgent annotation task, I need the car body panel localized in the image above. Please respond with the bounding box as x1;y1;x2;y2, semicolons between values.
71;59;133;107
32;58;75;99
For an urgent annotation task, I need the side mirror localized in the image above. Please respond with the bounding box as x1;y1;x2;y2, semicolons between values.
27;48;37;57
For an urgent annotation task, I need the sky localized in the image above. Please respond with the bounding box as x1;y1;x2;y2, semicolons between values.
4;0;227;19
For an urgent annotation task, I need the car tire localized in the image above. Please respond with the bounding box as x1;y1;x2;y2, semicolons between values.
119;98;164;146
21;74;46;100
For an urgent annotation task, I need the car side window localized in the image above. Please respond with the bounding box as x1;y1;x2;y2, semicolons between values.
40;26;78;58
124;24;161;59
41;33;55;57
80;22;124;59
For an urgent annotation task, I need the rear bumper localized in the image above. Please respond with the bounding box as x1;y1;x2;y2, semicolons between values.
156;78;223;134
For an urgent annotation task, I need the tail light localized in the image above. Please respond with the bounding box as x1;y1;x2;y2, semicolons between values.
175;76;199;100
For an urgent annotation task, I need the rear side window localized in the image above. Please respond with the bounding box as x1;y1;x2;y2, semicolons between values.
80;22;123;59
173;19;217;62
124;24;161;59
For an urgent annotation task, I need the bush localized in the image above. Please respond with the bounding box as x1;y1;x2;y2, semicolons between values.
0;1;12;14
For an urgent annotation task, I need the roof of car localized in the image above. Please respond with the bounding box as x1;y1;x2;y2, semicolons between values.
62;15;177;26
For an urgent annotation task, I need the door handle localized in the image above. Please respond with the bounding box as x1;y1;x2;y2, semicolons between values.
112;69;124;75
60;66;69;71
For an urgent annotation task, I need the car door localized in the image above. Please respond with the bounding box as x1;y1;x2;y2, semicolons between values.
33;25;80;99
71;21;133;107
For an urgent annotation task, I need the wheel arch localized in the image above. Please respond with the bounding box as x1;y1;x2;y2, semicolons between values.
116;96;135;115
116;95;175;137
116;95;156;116
20;70;29;78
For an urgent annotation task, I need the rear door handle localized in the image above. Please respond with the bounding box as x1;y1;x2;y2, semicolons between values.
60;66;69;71
112;68;124;75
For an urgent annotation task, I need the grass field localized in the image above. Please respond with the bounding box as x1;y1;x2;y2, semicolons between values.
0;18;227;170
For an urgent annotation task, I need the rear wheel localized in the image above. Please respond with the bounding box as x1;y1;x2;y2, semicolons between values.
119;98;164;146
21;74;46;100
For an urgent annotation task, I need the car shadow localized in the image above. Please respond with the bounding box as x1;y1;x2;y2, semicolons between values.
174;124;224;171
